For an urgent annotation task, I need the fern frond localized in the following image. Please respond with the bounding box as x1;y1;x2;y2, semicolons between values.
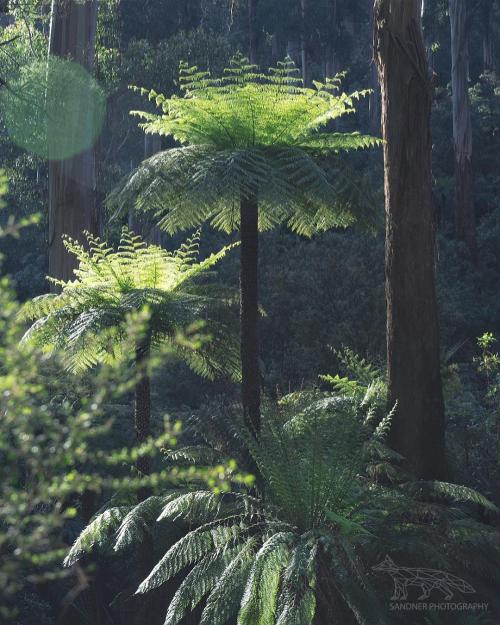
64;506;130;566
110;56;380;237
22;230;239;382
200;537;256;625
114;494;177;553
239;532;294;625
137;524;241;594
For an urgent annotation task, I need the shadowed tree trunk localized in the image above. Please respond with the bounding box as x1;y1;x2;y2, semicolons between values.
325;0;337;79
248;0;258;64
240;193;261;434
48;0;99;285
374;0;445;480
482;0;494;73
449;0;477;259
368;0;380;134
300;0;309;86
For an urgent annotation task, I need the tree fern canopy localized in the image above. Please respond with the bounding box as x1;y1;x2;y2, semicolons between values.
109;56;381;235
19;228;240;379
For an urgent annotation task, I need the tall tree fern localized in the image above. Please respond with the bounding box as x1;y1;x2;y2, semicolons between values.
109;55;381;432
20;228;239;483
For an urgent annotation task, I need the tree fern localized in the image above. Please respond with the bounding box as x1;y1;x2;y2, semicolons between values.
65;391;500;624
20;228;239;377
109;54;381;431
20;228;239;483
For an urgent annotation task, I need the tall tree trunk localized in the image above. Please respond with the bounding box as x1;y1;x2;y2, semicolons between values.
449;0;477;259
248;0;258;64
368;0;380;134
240;193;261;434
482;0;494;73
325;0;337;79
300;0;308;85
375;0;445;480
48;0;99;284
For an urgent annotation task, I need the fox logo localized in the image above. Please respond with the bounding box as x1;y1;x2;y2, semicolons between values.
373;555;476;601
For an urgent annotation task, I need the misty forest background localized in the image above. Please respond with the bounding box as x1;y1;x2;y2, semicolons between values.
1;1;500;625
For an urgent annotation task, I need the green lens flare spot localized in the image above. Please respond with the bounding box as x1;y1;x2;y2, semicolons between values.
0;56;106;160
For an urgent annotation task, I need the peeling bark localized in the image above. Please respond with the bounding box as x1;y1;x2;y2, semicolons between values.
375;0;445;479
369;0;381;134
135;337;152;501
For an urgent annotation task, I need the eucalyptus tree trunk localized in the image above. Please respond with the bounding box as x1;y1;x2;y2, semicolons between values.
248;0;258;64
368;0;380;134
48;0;99;284
325;0;337;79
240;193;261;434
300;0;308;86
375;0;445;480
449;0;477;259
482;0;494;73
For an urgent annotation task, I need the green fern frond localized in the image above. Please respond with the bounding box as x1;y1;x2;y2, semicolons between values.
114;494;177;553
110;55;380;237
239;532;294;625
157;491;222;523
404;481;500;512
21;230;239;381
137;524;241;594
64;506;130;567
165;542;248;625
200;537;256;625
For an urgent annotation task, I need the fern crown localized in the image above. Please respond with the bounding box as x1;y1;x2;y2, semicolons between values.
19;228;240;378
110;55;382;236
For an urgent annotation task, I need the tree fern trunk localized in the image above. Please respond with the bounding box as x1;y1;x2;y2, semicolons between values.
135;337;151;500
375;0;445;479
240;193;261;434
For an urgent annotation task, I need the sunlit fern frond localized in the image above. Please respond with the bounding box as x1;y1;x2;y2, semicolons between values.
109;55;382;237
20;228;239;379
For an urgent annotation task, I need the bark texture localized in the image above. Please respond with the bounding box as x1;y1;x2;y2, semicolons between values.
48;0;99;284
374;0;445;479
449;0;477;258
240;194;261;434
